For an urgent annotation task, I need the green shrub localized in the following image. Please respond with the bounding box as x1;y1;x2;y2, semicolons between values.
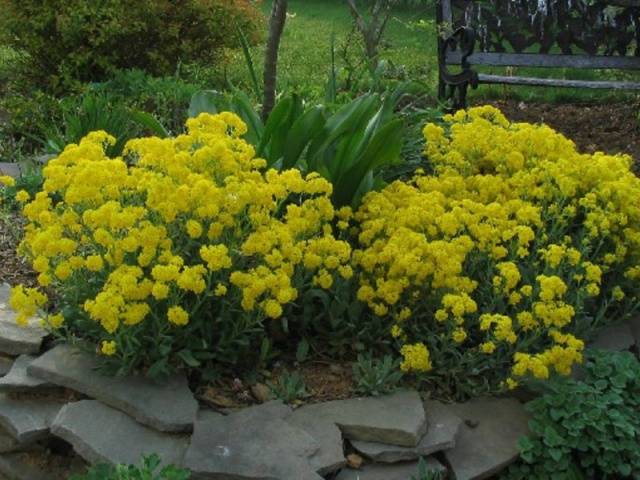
91;70;202;134
505;350;640;479
70;454;190;480
0;90;63;159
0;0;262;91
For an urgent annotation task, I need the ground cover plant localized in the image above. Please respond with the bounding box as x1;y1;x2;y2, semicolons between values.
505;350;640;479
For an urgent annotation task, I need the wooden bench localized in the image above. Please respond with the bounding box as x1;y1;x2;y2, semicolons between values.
437;0;640;109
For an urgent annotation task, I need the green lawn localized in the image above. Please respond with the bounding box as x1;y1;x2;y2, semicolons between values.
223;0;438;100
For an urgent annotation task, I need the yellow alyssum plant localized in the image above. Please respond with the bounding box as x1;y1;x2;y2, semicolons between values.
354;106;640;395
11;112;352;375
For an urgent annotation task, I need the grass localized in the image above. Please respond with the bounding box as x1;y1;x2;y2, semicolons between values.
222;0;438;100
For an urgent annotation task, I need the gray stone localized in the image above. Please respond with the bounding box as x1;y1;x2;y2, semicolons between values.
589;323;636;352
34;154;56;166
294;390;426;447
185;402;323;480
28;344;197;432
51;400;189;467
0;163;20;179
231;399;292;422
352;400;462;463
334;457;446;480
0;394;63;443
0;356;13;376
0;427;21;453
287;405;346;475
0;355;55;392
444;398;530;480
0;284;47;356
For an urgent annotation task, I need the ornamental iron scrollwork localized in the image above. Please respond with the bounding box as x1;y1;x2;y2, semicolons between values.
451;0;640;56
438;26;480;111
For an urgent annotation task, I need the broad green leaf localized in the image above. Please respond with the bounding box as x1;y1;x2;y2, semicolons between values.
235;24;261;100
281;105;327;169
229;89;263;145
257;96;294;159
188;90;227;118
333;118;403;207
129;110;169;138
177;349;201;367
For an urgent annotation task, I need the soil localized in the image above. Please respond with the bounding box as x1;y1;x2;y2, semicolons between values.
484;99;640;168
0;209;36;287
197;360;356;411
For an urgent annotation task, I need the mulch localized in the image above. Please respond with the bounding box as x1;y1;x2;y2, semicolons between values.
485;99;640;168
0;210;36;287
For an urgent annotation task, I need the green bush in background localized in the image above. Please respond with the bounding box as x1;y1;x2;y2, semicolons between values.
0;0;262;91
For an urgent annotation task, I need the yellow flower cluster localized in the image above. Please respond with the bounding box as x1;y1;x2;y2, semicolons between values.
8;285;47;326
355;105;640;385
12;113;351;362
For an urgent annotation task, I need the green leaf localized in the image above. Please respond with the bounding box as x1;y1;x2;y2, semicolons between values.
229;89;263;145
268;95;304;164
129;110;169;138
256;96;294;160
177;349;200;367
281;106;327;170
235;23;261;100
188;90;227;118
296;339;310;363
333;118;403;207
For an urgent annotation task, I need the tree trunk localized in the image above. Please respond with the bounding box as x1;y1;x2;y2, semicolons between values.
262;0;288;121
346;0;394;62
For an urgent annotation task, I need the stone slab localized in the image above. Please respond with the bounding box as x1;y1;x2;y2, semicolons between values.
51;400;189;467
0;394;63;443
444;398;530;480
28;344;198;432
0;284;47;356
185;402;323;480
293;390;426;447
589;322;636;352
335;457;446;480
287;405;346;475
0;163;20;179
0;355;55;392
0;356;13;376
352;399;462;463
0;427;21;453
